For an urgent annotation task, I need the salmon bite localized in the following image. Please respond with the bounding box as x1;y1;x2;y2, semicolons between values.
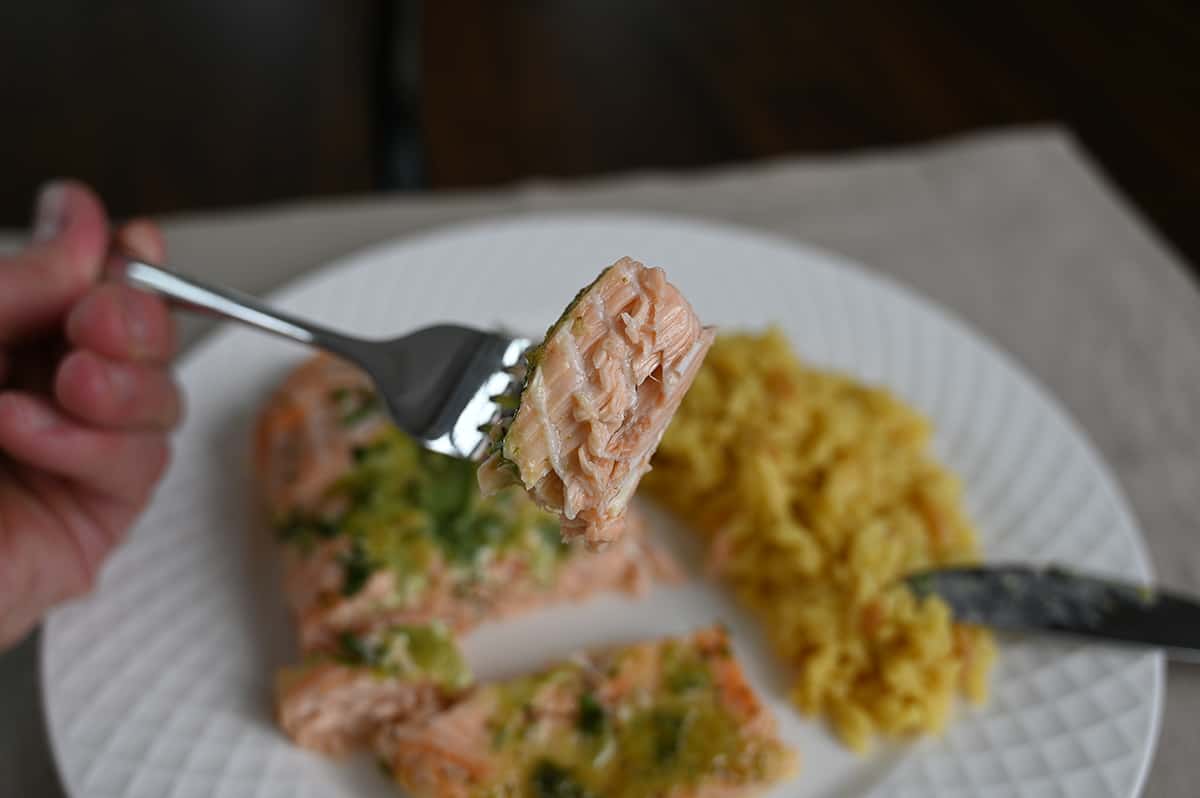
479;258;715;549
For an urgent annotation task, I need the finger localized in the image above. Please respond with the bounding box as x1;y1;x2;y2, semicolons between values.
0;391;170;503
65;284;176;363
0;464;124;647
0;465;111;603
0;181;109;343
55;350;182;431
115;218;166;264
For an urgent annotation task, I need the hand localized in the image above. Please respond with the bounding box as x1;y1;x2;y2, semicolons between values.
0;182;182;648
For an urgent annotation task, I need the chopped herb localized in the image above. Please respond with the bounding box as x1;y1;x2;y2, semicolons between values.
578;693;606;736
529;517;570;583
661;641;713;694
544;266;611;347
666;662;710;694
409;454;474;525
438;512;505;565
334;625;471;689
339;541;373;596
310;426;565;607
538;518;565;549
522;343;545;381
529;760;593;798
490;392;520;411
275;513;339;547
337;631;382;667
393;623;473;690
649;709;686;764
330;387;379;426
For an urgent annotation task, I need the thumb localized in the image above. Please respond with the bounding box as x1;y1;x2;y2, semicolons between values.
0;181;110;344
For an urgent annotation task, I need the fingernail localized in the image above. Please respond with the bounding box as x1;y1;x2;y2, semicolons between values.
31;180;69;243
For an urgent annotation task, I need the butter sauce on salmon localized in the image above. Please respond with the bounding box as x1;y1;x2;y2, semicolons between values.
374;626;795;798
479;258;715;549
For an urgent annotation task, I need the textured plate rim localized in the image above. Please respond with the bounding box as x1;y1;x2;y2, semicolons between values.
41;210;1164;797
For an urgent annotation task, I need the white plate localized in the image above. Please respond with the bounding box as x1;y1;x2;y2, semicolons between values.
43;214;1162;798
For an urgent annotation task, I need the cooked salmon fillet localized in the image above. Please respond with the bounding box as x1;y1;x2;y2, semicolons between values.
281;514;673;652
479;257;715;550
255;354;386;519
277;661;445;756
374;626;795;798
276;622;468;756
256;355;678;653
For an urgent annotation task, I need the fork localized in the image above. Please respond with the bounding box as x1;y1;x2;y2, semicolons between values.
106;251;530;460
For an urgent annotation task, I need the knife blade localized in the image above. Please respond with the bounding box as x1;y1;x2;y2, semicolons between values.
906;564;1200;662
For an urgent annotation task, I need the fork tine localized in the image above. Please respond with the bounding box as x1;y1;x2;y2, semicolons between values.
409;333;530;460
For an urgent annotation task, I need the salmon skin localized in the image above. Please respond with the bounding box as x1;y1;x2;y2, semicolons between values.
375;626;796;798
479;258;715;550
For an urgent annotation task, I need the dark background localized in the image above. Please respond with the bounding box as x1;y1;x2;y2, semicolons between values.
1;1;1197;270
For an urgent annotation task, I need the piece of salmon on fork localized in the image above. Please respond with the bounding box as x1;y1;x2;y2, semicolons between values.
480;257;715;550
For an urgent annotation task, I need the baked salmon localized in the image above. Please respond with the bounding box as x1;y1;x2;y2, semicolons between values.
374;626;796;798
255;354;387;519
256;355;678;653
479;258;715;550
276;622;469;756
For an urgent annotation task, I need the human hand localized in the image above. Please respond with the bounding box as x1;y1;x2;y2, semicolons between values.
0;182;182;648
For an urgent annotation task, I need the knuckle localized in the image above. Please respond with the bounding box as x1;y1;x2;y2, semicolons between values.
66;286;117;345
58;351;118;421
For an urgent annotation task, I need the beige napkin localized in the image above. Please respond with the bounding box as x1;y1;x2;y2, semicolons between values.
2;125;1197;796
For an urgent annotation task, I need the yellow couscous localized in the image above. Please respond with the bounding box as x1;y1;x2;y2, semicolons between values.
644;328;995;751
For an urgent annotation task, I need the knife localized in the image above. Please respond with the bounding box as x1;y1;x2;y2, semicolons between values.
906;564;1200;663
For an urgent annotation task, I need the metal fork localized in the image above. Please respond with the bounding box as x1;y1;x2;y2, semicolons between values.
106;251;530;460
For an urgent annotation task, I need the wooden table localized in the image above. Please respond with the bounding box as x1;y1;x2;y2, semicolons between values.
0;2;1197;272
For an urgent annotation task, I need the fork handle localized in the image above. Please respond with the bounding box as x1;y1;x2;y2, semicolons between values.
105;251;373;362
